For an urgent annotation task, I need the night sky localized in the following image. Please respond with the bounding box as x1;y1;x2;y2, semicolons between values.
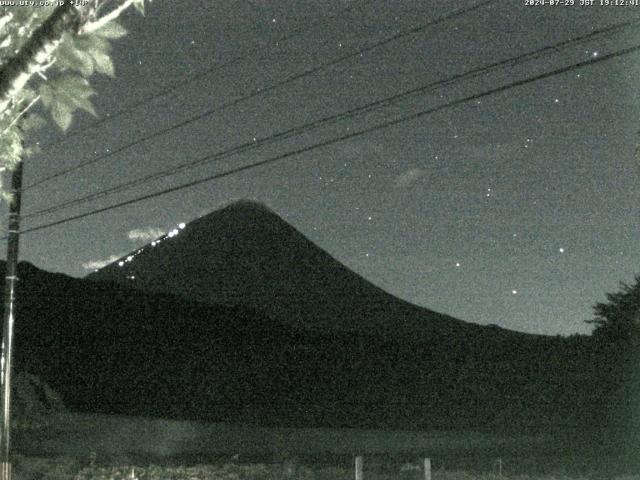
5;0;640;336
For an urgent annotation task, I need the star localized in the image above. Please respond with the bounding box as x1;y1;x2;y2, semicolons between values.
512;289;518;295
455;262;460;267
558;247;565;253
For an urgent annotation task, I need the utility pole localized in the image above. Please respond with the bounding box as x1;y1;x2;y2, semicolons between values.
0;160;24;480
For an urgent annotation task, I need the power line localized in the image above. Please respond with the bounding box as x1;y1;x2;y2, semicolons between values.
24;0;495;191
17;42;640;237
39;0;377;149
22;18;640;220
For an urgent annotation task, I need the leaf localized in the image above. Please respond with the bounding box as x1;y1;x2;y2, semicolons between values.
23;144;42;158
0;127;23;170
19;87;37;104
38;84;53;107
93;20;128;39
51;100;73;131
51;75;96;100
76;34;111;55
56;34;95;76
71;48;95;77
20;113;45;133
133;0;145;15
73;96;97;117
42;76;98;130
91;50;115;77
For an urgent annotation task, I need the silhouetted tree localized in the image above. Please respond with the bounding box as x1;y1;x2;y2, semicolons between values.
589;275;640;341
587;276;640;447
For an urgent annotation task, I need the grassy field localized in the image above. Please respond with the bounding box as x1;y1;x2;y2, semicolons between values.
10;413;640;479
10;456;640;480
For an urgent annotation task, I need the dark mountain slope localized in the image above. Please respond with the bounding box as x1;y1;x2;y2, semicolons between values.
88;200;525;342
0;262;607;431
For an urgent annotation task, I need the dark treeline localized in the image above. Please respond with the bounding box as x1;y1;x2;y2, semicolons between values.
2;261;638;445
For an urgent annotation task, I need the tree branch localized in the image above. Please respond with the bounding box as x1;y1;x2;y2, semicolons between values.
0;3;83;116
2;95;40;134
80;0;136;35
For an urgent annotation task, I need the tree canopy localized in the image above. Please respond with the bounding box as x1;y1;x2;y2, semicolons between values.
0;0;150;196
590;275;640;340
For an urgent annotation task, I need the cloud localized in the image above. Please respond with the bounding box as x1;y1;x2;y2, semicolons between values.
82;254;124;271
395;168;428;188
127;227;164;242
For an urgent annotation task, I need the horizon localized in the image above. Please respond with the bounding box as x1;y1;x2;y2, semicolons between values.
5;197;599;338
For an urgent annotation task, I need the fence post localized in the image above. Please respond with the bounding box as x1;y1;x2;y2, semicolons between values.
355;456;363;480
283;460;295;480
423;458;431;480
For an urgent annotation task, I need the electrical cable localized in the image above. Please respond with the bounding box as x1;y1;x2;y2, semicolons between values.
24;0;495;191
22;18;640;220
16;41;640;237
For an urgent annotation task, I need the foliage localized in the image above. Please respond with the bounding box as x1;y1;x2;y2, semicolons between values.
589;275;640;340
587;276;640;442
11;371;65;429
0;0;150;194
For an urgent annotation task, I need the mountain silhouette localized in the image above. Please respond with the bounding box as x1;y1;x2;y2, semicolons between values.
0;261;606;431
0;202;623;433
88;200;518;341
